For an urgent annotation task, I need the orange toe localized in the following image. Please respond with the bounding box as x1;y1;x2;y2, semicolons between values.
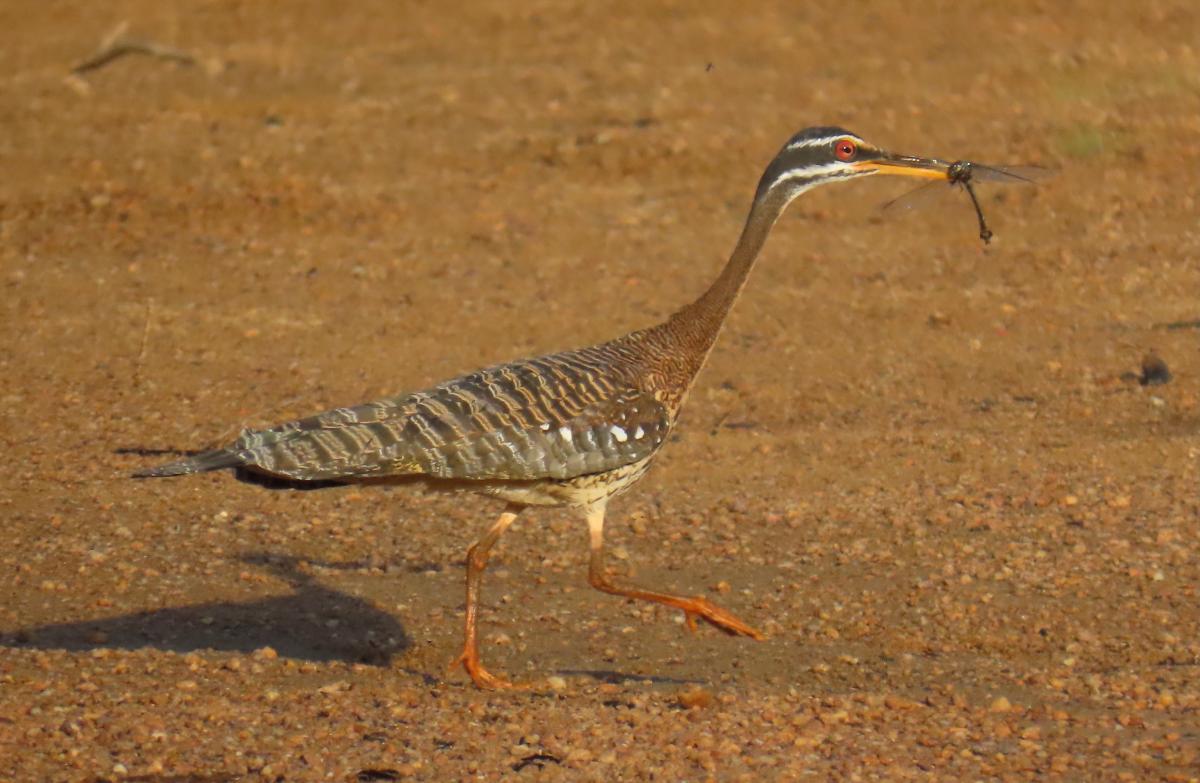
682;596;766;640
450;649;523;690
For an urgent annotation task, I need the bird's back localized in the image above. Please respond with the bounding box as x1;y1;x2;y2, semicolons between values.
136;336;673;485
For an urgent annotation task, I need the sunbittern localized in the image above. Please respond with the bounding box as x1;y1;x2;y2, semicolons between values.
137;126;956;688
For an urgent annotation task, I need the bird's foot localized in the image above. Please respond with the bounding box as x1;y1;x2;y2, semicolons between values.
448;648;525;690
680;596;766;640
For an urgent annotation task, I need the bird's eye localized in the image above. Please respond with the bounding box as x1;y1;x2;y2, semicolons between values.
834;139;857;161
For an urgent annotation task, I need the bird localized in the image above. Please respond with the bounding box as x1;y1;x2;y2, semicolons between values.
136;126;954;689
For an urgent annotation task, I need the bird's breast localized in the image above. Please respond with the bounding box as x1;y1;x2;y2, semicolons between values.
478;455;656;507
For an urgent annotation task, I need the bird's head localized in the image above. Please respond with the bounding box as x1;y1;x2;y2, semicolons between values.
756;126;950;204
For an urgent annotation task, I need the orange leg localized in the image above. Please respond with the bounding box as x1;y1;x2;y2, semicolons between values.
449;505;524;689
585;501;765;640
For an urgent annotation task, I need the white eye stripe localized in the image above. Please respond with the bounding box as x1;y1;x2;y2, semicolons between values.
787;136;835;150
764;162;864;195
785;135;862;152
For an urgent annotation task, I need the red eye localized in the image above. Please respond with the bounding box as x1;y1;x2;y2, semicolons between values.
834;139;857;161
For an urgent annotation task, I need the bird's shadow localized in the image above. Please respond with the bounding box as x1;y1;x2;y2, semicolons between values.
4;553;410;665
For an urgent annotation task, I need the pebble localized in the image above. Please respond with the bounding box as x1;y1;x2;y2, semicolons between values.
677;686;713;710
1138;353;1171;386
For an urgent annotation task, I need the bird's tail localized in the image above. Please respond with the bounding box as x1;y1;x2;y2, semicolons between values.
132;447;245;478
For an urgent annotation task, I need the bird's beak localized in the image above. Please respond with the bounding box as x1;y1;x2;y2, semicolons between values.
853;152;951;180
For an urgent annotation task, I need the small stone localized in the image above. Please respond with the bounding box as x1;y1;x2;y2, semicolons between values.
677;686;713;710
318;681;350;694
819;709;850;724
253;646;277;660
1139;353;1171;386
990;696;1013;713
566;748;594;765
546;676;567;691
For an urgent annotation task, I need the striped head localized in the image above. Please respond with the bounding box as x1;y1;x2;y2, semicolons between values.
755;126;950;205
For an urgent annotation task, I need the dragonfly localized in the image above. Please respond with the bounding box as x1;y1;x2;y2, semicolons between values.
881;160;1051;244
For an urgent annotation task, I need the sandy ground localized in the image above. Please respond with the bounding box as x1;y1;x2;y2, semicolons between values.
2;1;1199;780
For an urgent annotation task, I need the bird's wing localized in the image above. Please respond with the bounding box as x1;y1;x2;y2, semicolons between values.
228;352;670;482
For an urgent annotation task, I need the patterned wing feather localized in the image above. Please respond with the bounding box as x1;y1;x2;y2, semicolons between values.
190;349;670;482
410;384;670;480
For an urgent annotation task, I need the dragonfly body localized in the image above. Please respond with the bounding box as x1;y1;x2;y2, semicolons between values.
882;159;1049;244
947;161;995;243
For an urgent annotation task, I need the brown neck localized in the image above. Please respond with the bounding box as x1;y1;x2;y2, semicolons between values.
654;187;791;376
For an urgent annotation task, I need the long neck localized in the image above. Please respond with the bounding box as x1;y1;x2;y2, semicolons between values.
661;186;791;361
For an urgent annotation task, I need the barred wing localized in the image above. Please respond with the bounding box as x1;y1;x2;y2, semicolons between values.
213;352;670;482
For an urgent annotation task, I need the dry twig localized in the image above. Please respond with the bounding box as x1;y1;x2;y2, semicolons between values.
70;21;196;76
132;298;155;389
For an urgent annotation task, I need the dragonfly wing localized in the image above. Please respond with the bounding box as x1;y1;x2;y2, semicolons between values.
879;179;950;213
961;164;1053;185
880;163;1050;214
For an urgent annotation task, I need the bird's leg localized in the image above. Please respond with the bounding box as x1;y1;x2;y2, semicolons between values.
584;501;765;640
450;504;523;689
